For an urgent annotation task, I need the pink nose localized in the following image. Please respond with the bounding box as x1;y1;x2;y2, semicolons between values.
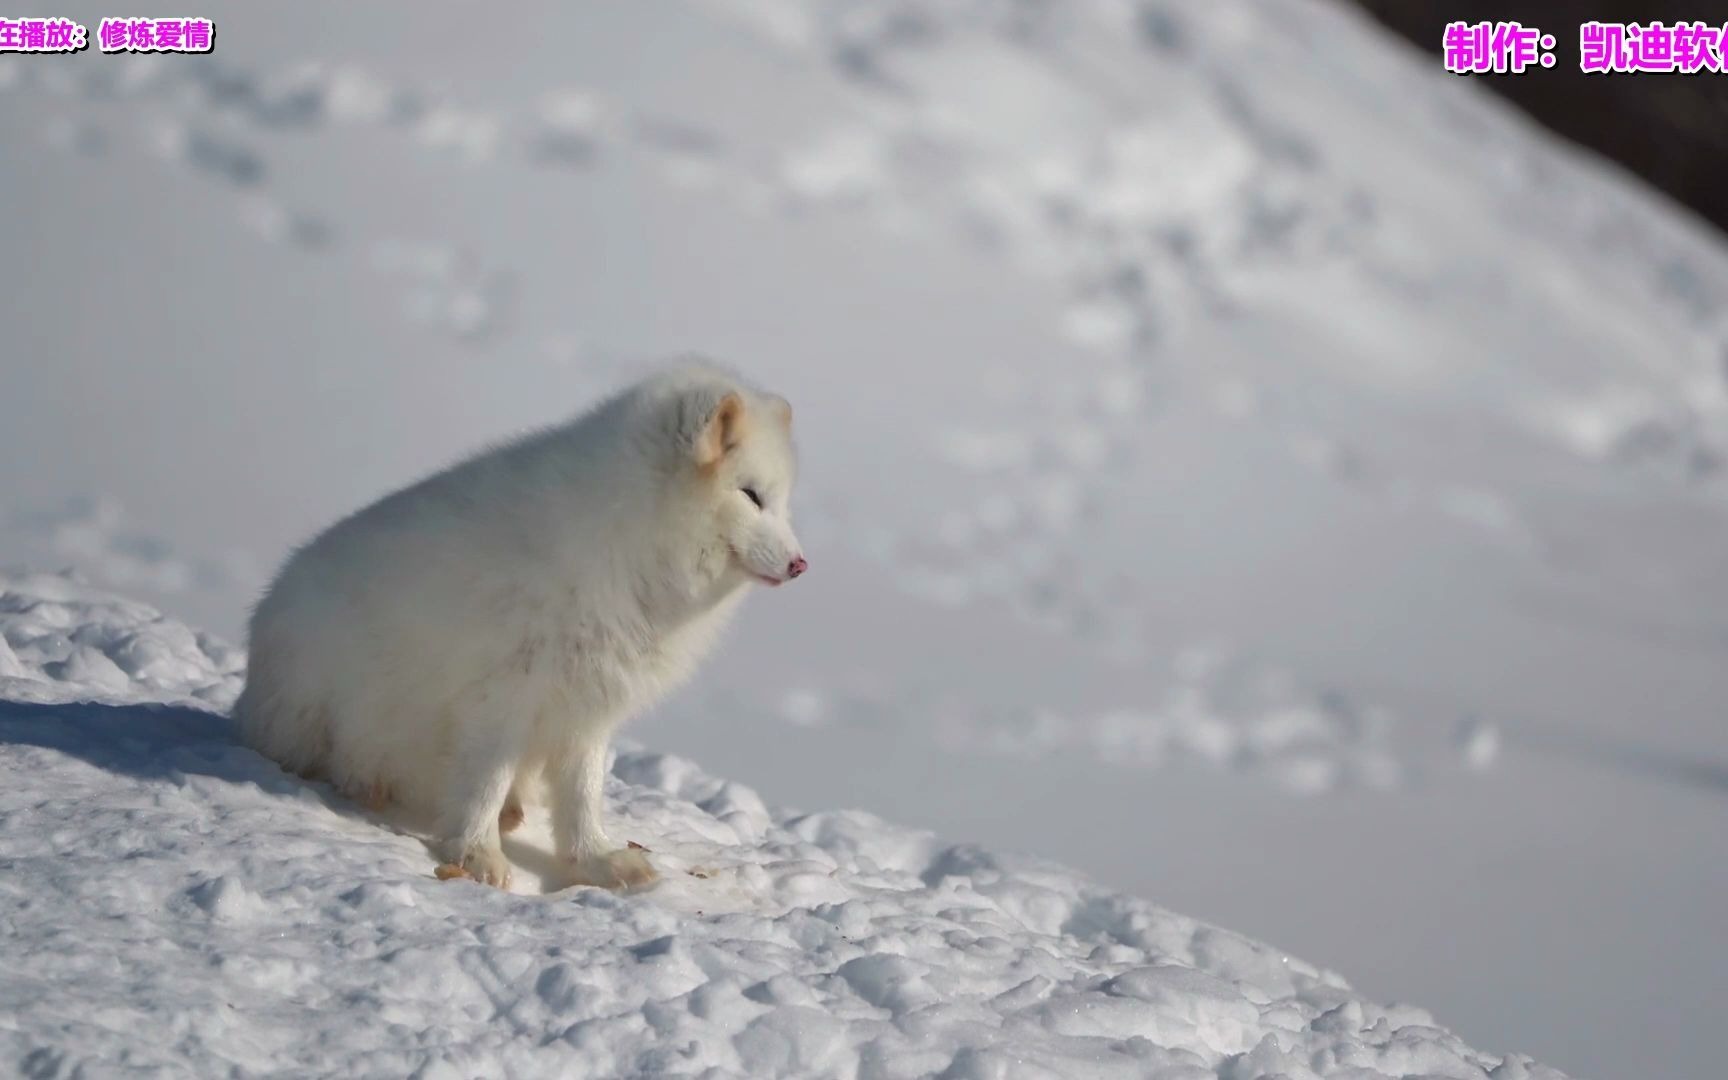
787;556;808;579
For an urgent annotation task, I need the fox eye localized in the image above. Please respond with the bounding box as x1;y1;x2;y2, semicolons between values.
741;486;764;510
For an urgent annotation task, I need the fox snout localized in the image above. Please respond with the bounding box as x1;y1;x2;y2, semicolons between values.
756;554;807;587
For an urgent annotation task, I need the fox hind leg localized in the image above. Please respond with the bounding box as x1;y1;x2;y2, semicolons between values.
498;762;544;833
498;796;525;834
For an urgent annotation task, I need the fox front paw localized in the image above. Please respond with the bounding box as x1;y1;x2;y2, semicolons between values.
435;843;513;889
565;846;658;891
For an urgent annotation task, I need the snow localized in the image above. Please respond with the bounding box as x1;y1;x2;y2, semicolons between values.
0;571;1568;1079
4;1;1728;1076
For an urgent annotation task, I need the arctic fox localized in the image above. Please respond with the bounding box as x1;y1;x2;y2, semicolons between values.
235;361;805;890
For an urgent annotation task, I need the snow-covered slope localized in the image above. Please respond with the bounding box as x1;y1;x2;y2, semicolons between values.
0;571;1568;1079
5;2;1728;1077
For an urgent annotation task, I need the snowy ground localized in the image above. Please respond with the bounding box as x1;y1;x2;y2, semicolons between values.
3;2;1728;1077
0;570;1572;1079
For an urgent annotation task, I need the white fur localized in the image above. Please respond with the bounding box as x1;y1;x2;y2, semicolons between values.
234;361;803;889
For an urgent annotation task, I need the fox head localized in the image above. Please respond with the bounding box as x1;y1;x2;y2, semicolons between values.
680;382;806;590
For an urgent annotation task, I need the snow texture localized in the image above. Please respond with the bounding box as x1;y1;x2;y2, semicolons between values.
0;570;1570;1079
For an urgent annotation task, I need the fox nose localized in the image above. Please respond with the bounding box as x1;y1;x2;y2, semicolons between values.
787;556;808;579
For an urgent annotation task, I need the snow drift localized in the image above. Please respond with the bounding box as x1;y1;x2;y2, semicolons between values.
0;570;1567;1079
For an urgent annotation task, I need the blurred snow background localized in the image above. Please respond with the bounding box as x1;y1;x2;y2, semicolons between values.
2;2;1726;1076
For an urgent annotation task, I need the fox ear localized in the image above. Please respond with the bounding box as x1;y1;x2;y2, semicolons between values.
767;394;792;429
693;392;747;468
